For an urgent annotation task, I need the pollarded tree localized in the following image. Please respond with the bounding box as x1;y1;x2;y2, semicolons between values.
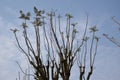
11;7;99;80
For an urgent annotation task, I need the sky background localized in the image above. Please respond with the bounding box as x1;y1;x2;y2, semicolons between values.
0;0;120;80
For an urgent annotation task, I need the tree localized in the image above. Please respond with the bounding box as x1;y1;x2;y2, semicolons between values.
11;7;99;80
103;17;120;47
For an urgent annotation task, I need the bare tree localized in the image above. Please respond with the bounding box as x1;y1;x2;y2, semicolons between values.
11;7;99;80
103;17;120;47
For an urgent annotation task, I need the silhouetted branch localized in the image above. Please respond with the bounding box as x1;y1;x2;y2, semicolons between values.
11;7;99;80
103;34;120;47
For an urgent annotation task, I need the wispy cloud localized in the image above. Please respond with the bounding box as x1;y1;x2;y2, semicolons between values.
0;16;29;80
4;7;18;17
0;2;120;79
91;45;120;80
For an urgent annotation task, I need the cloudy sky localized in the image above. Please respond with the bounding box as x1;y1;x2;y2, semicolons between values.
0;0;120;80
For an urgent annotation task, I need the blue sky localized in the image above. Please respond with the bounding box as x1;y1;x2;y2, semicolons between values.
0;0;120;80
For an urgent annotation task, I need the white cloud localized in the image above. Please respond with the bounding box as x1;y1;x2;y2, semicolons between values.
0;9;120;80
0;16;29;80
